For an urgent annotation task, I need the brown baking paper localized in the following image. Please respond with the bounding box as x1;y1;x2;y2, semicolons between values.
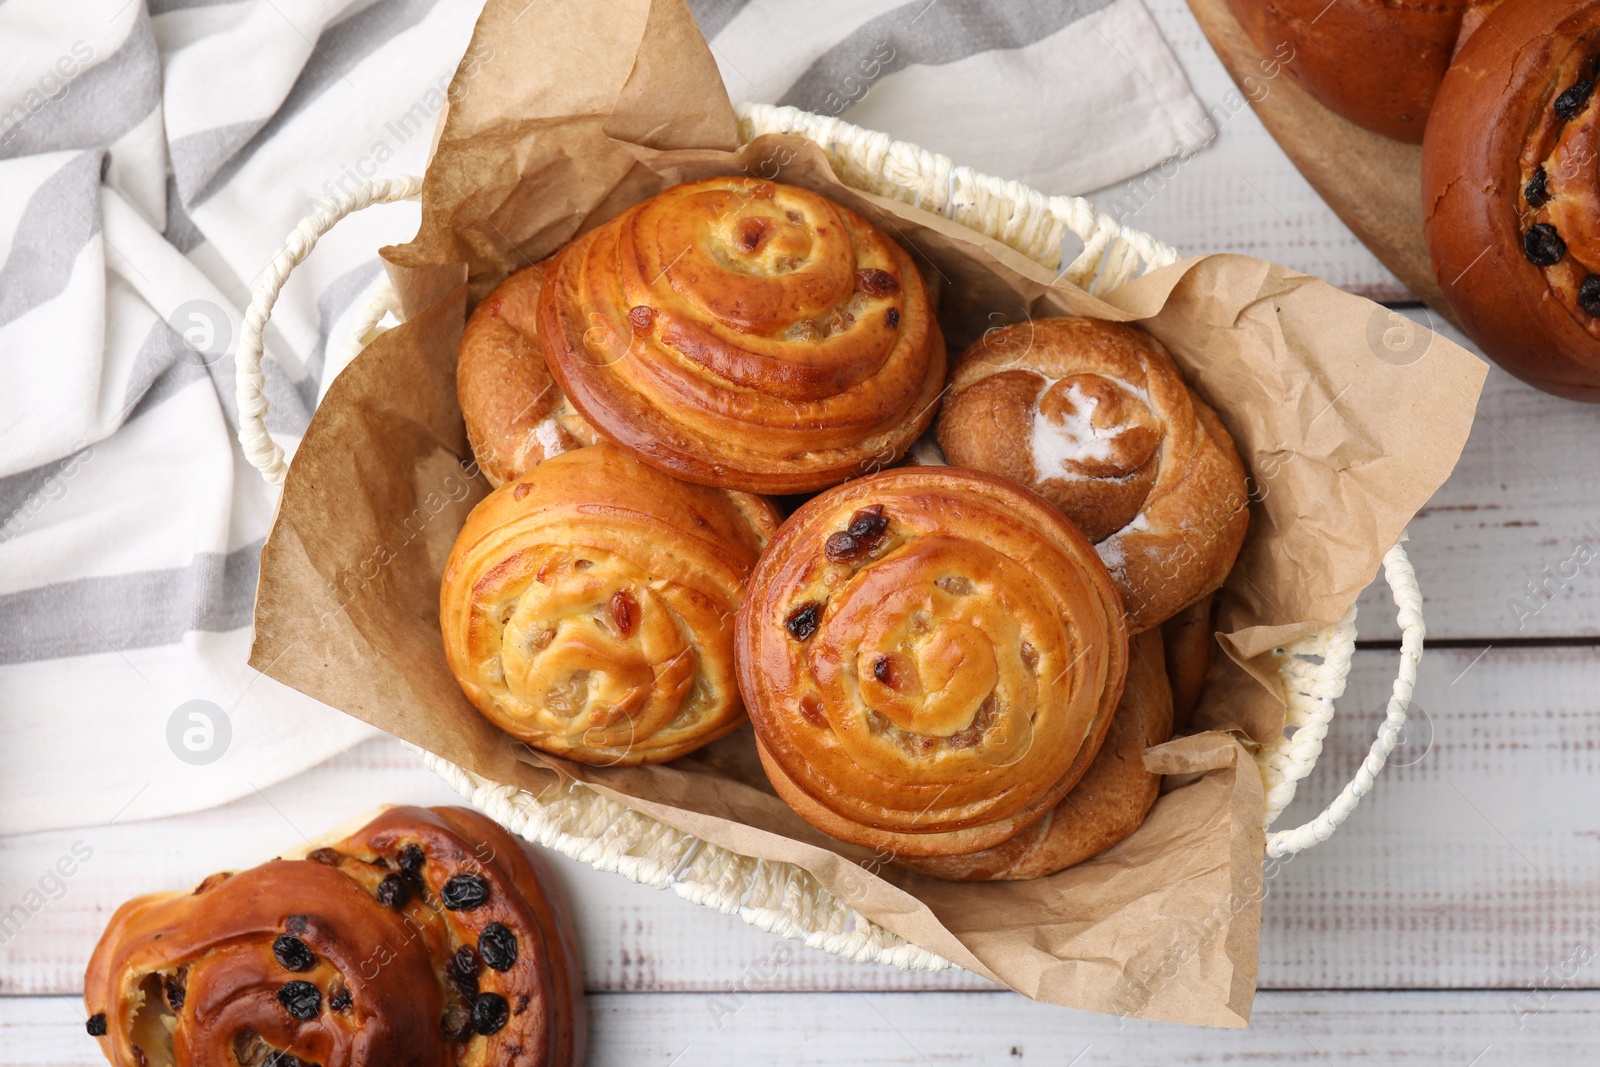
249;0;1485;1028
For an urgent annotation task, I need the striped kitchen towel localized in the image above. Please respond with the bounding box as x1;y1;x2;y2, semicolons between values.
0;0;1211;835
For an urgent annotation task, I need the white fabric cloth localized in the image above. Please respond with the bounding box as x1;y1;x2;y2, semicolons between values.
0;0;1210;835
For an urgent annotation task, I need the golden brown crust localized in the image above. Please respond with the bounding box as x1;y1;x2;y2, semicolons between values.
736;466;1129;856
83;806;585;1067
895;629;1172;881
1223;0;1488;143
1422;0;1600;400
1160;592;1216;733
457;263;599;487
537;177;946;494
936;317;1249;634
441;443;781;765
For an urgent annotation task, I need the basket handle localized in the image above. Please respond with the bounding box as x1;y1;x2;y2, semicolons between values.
1259;541;1423;857
236;174;422;485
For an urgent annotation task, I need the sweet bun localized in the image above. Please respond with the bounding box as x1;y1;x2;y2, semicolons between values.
457;263;599;486
538;177;945;493
936;317;1249;633
83;806;584;1067
736;466;1129;857
441;443;781;764
1423;0;1600;400
895;629;1172;881
1223;0;1492;143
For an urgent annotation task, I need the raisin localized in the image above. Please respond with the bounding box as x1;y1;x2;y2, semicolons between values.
513;483;531;501
448;945;481;999
855;268;899;296
846;505;888;542
1581;275;1600;316
1524;223;1566;266
86;1013;107;1037
284;914;308;935
478;923;519;971
826;507;889;562
472;993;510;1036
442;873;490;910
273;935;315;973
329;987;352;1013
628;305;655;330
132;1048;147;1067
610;590;638;638
885;307;900;329
376;873;410;910
163;969;187;1011
738;217;771;253
872;655;894;686
397;844;426;878
1555;80;1594;121
824;531;861;561
441;1004;473;1042
1526;166;1551;209
306;848;341;866
277;981;321;1020
799;694;827;726
784;602;821;641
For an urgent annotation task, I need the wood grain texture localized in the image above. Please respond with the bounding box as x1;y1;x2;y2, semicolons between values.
1181;0;1448;317
1350;315;1600;641
7;991;1600;1065
6;645;1598;998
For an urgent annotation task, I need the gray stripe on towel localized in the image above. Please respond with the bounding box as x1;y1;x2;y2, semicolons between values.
777;0;1116;114
0;539;263;665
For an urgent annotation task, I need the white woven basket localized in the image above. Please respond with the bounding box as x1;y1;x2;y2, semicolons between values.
237;104;1423;973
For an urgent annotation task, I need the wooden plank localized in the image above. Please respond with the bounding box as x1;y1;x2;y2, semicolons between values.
6;990;1600;1065
5;645;1598;997
1262;643;1600;989
0;737;987;999
1348;316;1600;641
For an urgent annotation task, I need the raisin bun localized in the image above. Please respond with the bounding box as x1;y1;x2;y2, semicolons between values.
83;806;584;1067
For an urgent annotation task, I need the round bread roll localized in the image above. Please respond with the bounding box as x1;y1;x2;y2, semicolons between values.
83;806;584;1067
736;466;1129;857
1223;0;1493;143
1423;0;1600;400
936;317;1249;634
441;443;781;764
895;629;1172;881
538;177;946;493
457;262;599;486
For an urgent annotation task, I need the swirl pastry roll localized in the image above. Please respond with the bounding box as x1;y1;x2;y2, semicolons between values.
936;317;1249;633
441;443;781;764
1423;0;1600;400
83;806;584;1067
736;466;1129;857
896;629;1173;881
457;263;598;486
538;177;946;493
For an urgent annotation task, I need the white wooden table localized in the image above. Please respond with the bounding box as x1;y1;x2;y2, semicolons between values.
8;2;1600;1062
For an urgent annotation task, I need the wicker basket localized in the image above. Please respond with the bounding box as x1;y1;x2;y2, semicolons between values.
234;103;1423;973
